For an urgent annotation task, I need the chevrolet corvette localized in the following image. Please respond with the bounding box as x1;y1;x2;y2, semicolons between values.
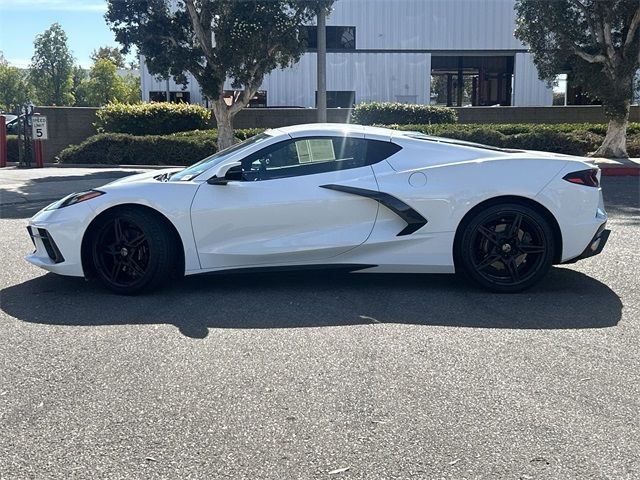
25;124;610;294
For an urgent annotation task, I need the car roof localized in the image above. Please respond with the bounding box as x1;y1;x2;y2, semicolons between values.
271;123;521;153
271;123;407;141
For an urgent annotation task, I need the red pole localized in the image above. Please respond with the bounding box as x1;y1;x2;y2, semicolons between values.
34;139;44;168
0;115;7;167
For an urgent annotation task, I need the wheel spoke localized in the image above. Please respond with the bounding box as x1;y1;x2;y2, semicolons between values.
519;243;545;254
505;257;520;282
113;218;124;243
477;225;500;246
127;258;146;277
127;232;146;249
508;213;523;238
475;253;502;271
101;244;117;256
109;259;123;282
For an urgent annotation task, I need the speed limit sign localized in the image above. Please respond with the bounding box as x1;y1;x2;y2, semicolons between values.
32;116;48;140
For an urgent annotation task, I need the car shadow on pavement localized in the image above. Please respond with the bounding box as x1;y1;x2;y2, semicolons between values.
0;266;622;339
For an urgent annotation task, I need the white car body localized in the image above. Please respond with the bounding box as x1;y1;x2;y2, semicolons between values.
26;124;608;288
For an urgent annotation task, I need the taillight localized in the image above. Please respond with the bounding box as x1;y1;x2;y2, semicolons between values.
563;169;599;187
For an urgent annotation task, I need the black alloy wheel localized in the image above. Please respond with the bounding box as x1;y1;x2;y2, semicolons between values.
458;203;555;293
91;209;176;294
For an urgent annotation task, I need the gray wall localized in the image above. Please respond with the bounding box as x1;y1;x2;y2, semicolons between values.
231;105;640;128
31;105;640;162
35;106;98;163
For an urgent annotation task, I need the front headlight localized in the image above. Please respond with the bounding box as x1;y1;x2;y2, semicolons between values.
46;190;105;210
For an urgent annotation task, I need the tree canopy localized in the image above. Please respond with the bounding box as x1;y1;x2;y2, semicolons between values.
91;46;126;69
515;0;640;157
105;0;334;148
76;59;140;106
0;59;32;112
29;23;75;105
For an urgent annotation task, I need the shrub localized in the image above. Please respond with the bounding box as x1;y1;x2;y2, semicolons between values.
58;132;218;166
95;102;212;136
627;134;640;157
56;128;266;165
391;122;640;136
351;102;457;125
234;128;266;140
55;124;638;166
387;123;640;156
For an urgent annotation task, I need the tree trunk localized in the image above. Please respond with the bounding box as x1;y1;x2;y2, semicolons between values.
592;103;629;159
212;99;235;151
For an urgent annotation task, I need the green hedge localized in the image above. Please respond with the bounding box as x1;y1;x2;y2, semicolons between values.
57;129;266;165
56;124;640;165
352;102;457;125
95;102;212;136
388;122;640;136
58;132;219;166
385;123;640;156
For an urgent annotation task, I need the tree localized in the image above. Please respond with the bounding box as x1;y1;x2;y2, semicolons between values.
76;59;140;106
91;46;126;68
30;23;75;106
121;74;141;103
0;63;33;111
106;0;335;149
515;0;640;158
71;65;87;106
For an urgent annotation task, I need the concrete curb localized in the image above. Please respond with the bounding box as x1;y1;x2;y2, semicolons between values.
3;162;173;170
600;166;640;176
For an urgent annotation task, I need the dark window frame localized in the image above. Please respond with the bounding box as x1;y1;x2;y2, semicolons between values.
305;26;356;51
238;136;401;182
148;91;191;103
315;90;356;108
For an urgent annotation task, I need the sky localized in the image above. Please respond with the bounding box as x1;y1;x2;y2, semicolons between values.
0;0;136;68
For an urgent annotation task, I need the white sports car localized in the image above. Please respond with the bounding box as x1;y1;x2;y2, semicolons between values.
26;124;609;294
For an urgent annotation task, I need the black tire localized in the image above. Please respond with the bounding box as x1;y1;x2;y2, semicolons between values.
457;203;555;293
91;208;177;294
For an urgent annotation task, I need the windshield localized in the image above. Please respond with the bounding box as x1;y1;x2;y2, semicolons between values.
170;132;273;181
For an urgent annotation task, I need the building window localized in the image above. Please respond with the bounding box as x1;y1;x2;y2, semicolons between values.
149;91;191;103
223;90;267;108
306;26;356;50
430;56;514;107
315;91;356;108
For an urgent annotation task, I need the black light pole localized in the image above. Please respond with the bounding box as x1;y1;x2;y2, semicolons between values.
316;4;327;123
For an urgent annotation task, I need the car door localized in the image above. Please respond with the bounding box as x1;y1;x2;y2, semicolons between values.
191;135;383;270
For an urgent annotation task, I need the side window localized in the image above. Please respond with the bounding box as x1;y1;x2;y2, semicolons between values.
240;137;401;181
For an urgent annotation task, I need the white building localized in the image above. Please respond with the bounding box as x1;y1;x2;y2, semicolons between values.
139;0;553;108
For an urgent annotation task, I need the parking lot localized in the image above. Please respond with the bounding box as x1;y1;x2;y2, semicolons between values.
1;168;639;479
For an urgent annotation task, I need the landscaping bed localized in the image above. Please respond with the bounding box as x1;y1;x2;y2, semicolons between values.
56;123;640;165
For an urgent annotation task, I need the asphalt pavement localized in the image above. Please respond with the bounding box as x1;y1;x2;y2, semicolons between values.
0;168;639;479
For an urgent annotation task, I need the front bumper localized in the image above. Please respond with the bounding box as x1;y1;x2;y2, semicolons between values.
24;201;95;277
563;223;611;264
26;226;65;264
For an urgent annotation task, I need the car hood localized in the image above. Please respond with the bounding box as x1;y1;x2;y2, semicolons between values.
103;168;183;187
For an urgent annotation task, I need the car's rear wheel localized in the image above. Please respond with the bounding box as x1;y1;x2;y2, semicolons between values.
457;203;555;293
91;209;176;294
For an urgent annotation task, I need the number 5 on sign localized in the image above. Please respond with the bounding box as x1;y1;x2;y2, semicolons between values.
32;116;48;140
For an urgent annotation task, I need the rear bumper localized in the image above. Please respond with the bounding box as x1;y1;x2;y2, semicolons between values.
563;223;610;264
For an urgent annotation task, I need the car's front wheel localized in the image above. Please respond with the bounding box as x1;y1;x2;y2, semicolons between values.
457;203;555;293
91;209;176;294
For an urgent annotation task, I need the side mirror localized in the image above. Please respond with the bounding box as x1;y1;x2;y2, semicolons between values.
207;162;243;185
